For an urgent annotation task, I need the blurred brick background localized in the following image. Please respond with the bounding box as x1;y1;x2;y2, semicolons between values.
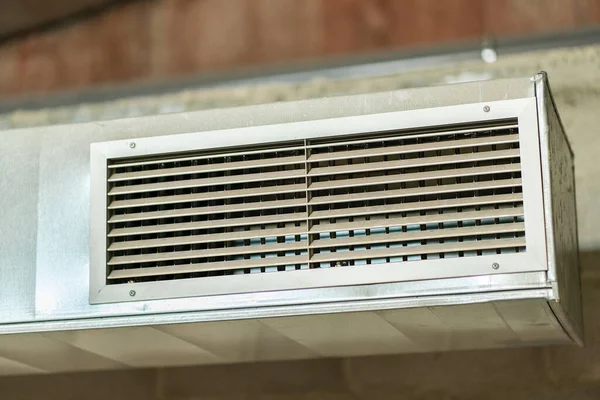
1;2;600;399
1;0;600;98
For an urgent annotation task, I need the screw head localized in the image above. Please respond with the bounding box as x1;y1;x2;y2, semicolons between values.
492;262;500;270
129;290;136;297
483;105;491;112
129;142;136;149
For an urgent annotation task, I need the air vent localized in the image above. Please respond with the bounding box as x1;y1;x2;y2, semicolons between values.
103;120;525;284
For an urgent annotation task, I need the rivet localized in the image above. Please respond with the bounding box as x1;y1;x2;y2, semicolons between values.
129;290;136;297
483;105;491;112
129;142;136;149
492;262;500;270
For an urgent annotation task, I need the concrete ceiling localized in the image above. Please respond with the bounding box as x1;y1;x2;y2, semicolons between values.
0;0;117;39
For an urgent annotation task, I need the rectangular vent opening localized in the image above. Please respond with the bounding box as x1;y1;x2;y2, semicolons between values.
104;120;526;284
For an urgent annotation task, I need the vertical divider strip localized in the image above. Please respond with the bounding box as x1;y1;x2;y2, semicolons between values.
304;139;313;269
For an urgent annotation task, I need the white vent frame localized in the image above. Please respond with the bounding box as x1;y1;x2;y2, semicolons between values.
90;98;547;304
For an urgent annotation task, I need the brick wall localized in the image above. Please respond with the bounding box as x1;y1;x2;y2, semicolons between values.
1;0;600;98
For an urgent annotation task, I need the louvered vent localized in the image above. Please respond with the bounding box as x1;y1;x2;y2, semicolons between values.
104;120;526;284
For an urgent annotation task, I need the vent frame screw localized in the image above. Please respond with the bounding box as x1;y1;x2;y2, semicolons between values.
492;262;500;270
129;142;136;149
129;290;136;297
483;105;491;112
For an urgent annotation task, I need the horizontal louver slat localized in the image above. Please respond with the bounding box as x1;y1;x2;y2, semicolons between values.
108;144;306;169
308;178;522;206
309;207;524;234
308;148;519;177
109;155;306;182
109;198;306;223
108;212;307;237
109;168;306;196
311;238;526;263
108;224;308;251
305;123;518;149
308;192;522;219
107;255;310;279
308;163;521;191
108;183;306;209
108;240;308;266
309;223;525;249
307;135;519;162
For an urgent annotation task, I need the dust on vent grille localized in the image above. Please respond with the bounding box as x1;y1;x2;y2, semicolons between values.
105;120;526;284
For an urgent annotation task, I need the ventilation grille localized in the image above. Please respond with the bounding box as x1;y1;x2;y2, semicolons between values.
105;121;526;284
